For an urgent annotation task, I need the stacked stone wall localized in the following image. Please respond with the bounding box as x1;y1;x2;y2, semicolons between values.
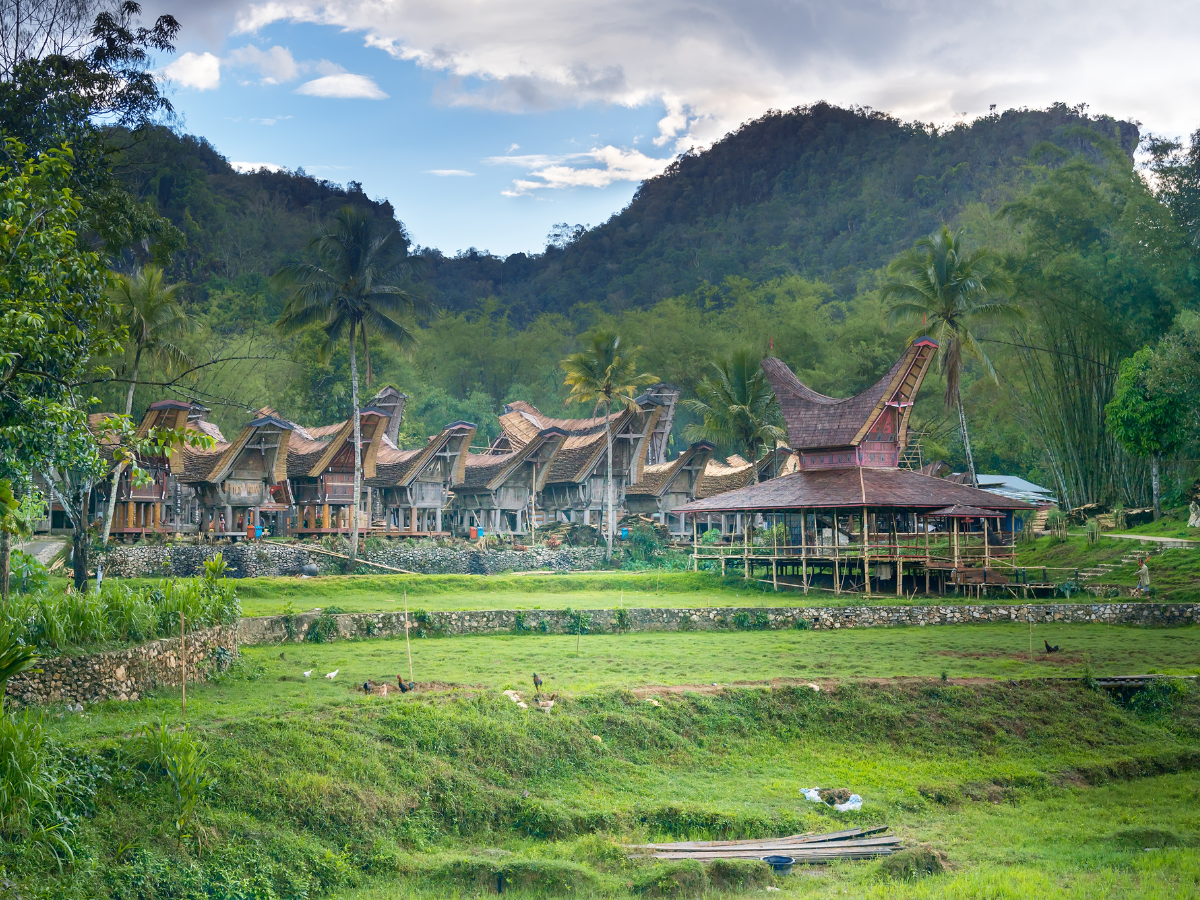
238;602;1198;645
6;625;239;707
94;542;611;579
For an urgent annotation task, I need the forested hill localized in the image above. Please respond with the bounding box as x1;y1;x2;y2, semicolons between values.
114;103;1137;318
423;103;1139;318
110;127;403;286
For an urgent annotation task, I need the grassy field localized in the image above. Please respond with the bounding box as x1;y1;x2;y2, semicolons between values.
25;631;1200;899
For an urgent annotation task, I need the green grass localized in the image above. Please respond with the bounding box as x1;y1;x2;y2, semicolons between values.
25;642;1200;900
1113;507;1200;541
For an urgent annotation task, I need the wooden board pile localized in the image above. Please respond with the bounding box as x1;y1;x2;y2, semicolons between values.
625;826;901;864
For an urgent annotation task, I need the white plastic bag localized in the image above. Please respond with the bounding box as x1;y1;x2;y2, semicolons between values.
800;787;823;803
834;794;862;811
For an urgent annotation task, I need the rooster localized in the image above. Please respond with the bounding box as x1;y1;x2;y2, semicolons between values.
533;672;543;696
325;669;338;679
397;675;413;693
1044;640;1060;654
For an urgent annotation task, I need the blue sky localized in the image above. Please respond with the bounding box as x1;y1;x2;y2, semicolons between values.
164;21;671;256
151;0;1200;258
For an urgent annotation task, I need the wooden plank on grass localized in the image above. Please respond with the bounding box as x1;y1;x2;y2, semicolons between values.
624;825;887;850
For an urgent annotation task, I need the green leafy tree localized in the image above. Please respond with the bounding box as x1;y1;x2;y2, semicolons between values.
275;206;429;569
682;348;786;482
100;265;192;544
0;140;116;591
561;330;657;560
0;2;183;259
1003;133;1188;508
1105;347;1187;519
881;225;1020;486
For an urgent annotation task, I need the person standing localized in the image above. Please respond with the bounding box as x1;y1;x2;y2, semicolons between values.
1135;557;1151;598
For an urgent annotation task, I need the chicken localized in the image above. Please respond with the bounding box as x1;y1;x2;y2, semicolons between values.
325;669;339;679
1044;640;1060;654
303;670;313;677
537;693;557;714
363;681;373;693
533;672;543;696
397;675;412;693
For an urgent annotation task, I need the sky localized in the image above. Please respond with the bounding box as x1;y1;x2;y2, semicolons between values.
145;0;1200;258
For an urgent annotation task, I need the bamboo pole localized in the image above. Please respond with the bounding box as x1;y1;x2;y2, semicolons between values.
743;514;750;580
772;514;778;592
180;609;186;721
404;589;414;683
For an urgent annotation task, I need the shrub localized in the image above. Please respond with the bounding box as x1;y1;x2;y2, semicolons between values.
633;859;706;897
0;710;68;857
5;575;239;652
614;608;631;633
306;610;341;643
876;845;949;880
139;719;215;839
1126;678;1189;718
512;611;530;634
1085;517;1101;544
8;550;47;594
564;608;592;635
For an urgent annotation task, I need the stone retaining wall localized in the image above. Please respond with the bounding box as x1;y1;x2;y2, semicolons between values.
239;602;1199;645
94;542;611;579
6;625;240;708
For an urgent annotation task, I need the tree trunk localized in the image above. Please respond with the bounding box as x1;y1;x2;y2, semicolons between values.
124;351;142;416
363;328;372;389
101;461;128;546
0;529;10;604
73;527;88;592
1151;454;1161;521
349;321;362;570
749;439;760;484
604;400;614;562
956;392;978;488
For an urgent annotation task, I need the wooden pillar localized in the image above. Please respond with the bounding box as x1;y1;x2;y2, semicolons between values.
744;517;750;580
436;507;442;534
125;501;135;529
322;503;331;530
924;517;930;594
952;517;960;594
862;507;871;597
800;510;809;595
692;515;698;571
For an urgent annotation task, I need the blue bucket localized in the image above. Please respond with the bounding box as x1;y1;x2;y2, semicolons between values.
761;855;795;875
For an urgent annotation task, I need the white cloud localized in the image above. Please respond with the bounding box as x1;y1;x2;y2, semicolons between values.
227;45;300;83
231;161;285;172
489;146;670;197
296;72;388;99
425;169;475;176
250;115;293;125
163;51;220;91
228;0;1200;148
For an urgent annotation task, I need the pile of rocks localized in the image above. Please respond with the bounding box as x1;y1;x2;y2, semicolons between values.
238;601;1200;644
94;541;611;579
6;625;239;707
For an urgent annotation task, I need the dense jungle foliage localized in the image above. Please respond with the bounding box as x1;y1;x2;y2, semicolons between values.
94;102;1199;507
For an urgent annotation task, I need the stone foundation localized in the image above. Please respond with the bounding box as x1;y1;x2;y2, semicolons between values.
238;602;1199;645
93;542;611;579
6;625;240;707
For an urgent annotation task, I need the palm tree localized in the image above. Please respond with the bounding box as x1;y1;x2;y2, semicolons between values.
682;348;787;483
101;266;192;544
561;330;657;561
275;207;429;569
881;226;1020;487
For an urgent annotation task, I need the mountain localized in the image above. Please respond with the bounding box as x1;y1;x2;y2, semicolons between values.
112;103;1137;320
420;102;1138;318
